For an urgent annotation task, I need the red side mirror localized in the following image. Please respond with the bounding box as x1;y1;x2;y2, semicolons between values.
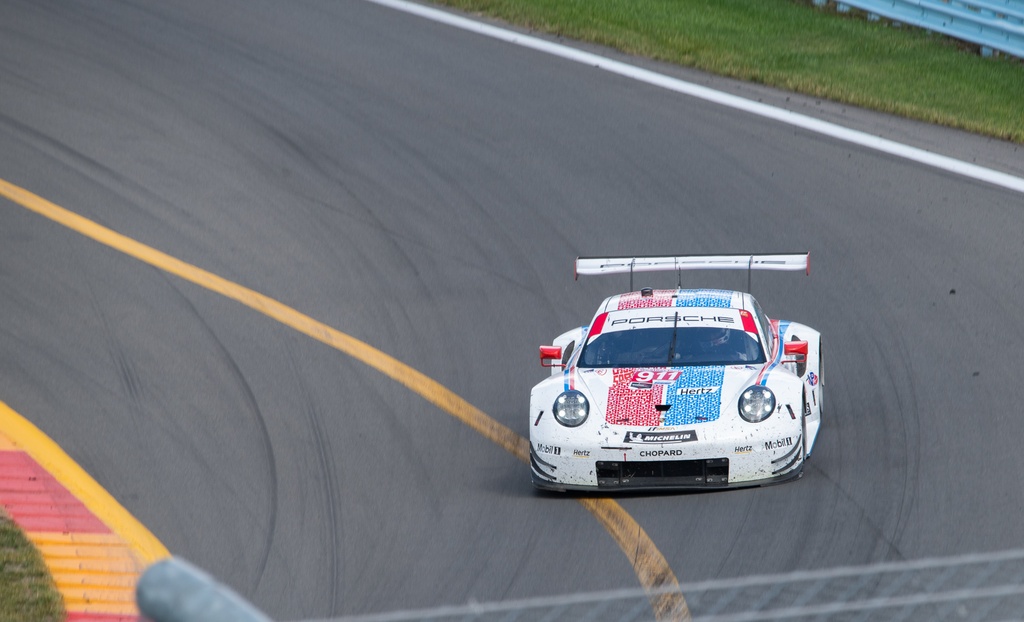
540;345;564;368
783;340;808;362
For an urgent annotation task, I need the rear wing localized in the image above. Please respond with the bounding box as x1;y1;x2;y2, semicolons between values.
575;253;809;291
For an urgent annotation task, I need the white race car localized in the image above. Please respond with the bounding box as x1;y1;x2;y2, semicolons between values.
530;254;822;492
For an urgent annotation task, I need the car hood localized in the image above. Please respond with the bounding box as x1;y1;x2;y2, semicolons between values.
570;365;776;427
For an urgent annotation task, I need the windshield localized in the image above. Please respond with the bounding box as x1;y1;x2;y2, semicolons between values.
578;315;766;368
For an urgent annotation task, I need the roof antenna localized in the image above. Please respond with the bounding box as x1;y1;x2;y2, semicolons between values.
676;257;682;289
629;257;636;292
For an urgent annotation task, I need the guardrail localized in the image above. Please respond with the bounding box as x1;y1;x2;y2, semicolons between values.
813;0;1024;59
137;558;272;622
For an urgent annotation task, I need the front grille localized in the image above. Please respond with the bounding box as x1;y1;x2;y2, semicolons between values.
596;458;729;488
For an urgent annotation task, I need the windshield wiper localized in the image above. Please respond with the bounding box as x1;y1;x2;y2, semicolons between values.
666;312;679;365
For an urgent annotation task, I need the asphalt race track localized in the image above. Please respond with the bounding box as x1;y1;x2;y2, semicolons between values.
2;1;1024;620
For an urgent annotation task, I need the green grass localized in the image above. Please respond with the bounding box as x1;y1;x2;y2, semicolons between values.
432;0;1024;142
0;514;63;622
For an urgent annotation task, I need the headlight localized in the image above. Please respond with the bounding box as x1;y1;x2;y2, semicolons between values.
553;390;589;427
738;386;775;423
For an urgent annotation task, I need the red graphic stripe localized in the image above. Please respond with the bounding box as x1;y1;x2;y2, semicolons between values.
606;369;663;426
616;291;674;309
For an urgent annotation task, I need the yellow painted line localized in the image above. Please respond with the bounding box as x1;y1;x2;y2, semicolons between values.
0;178;690;621
579;498;691;620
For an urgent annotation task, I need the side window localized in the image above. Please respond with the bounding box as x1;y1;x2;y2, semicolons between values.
750;298;774;355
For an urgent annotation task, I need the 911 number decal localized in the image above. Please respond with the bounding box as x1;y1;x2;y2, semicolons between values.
631;370;680;383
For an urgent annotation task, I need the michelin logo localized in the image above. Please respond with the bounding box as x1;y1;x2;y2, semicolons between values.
624;430;697;444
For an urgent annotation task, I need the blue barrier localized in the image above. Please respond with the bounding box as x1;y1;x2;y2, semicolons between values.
813;0;1024;59
137;558;273;622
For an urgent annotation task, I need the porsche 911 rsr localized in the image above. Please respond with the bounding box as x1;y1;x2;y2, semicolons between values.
530;254;822;492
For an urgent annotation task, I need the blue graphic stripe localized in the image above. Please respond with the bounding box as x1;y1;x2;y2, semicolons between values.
673;289;734;308
663;366;725;425
759;320;791;386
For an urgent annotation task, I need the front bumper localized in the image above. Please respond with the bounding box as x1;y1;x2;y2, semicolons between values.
530;431;804;492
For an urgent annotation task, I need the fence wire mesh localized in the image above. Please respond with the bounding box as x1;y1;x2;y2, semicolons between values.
310;548;1024;622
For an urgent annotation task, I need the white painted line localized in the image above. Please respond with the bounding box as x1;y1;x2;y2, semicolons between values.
365;0;1024;195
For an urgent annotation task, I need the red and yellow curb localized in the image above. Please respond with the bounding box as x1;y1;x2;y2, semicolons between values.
0;399;169;621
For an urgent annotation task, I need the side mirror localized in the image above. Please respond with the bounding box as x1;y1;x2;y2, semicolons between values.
540;345;564;368
783;340;808;362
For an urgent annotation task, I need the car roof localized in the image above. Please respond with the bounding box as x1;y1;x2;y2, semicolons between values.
597;288;752;313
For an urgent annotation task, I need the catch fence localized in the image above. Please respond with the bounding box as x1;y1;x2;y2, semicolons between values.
313;548;1024;622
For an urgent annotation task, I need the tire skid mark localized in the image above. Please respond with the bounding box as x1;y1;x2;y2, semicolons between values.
877;319;920;556
163;277;280;594
282;341;341;614
84;285;146;416
0;178;691;621
804;461;904;560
